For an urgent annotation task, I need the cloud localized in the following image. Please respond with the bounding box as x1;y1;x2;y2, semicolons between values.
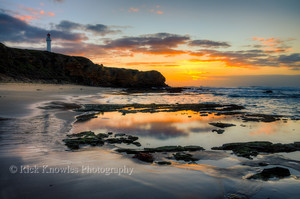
128;8;139;13
54;42;107;57
278;53;300;64
14;5;56;22
47;12;55;16
251;37;292;53
55;20;81;31
0;13;86;42
189;40;230;48
85;24;121;36
124;62;180;67
48;0;65;3
1;11;299;71
190;48;300;69
55;20;122;36
0;12;121;57
102;33;189;55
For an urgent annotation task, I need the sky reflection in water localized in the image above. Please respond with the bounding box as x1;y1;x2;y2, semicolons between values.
72;110;300;150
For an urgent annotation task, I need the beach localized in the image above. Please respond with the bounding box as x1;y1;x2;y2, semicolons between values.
0;83;300;199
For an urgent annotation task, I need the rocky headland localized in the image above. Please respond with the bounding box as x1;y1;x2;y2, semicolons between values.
0;43;167;88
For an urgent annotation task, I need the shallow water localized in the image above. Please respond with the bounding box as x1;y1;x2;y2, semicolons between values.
1;84;300;199
72;111;300;150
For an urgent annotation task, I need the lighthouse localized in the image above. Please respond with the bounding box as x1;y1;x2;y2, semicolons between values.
46;33;51;52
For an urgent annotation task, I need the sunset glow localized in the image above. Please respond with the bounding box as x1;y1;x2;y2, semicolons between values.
1;0;300;87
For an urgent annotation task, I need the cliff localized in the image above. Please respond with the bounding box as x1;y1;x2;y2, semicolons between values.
0;43;167;88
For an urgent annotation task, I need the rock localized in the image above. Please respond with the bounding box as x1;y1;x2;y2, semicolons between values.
209;122;236;128
212;141;300;159
96;133;109;139
39;101;81;110
106;138;123;144
145;146;184;152
173;152;198;162
247;167;291;181
76;103;245;114
106;136;140;146
144;145;204;153
242;114;280;123
128;135;139;141
0;43;167;88
227;194;247;199
156;161;172;165
212;129;225;134
116;145;204;155
75;113;98;122
115;133;126;137
115;148;140;154
258;162;269;166
63;137;104;150
263;90;273;94
183;145;205;151
0;117;11;121
132;142;141;147
63;130;141;149
67;131;95;138
133;153;154;163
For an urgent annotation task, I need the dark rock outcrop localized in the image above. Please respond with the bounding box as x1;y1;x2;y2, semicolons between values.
247;167;291;181
0;43;167;88
133;152;154;163
212;141;300;159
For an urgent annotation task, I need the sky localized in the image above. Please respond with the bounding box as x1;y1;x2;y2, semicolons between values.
1;0;300;87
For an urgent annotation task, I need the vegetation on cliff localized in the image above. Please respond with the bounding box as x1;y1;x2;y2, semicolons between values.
0;43;167;88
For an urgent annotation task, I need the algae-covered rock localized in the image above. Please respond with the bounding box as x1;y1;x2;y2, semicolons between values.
75;113;98;122
247;167;291;181
76;103;245;114
173;152;198;162
212;141;300;159
63;131;141;150
63;137;104;150
242;114;280;123
183;145;205;151
96;133;109;139
67;131;96;138
115;133;126;137
115;148;140;154
132;142;142;147
144;145;204;153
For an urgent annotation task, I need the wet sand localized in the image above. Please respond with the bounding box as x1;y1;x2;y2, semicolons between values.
1;83;300;199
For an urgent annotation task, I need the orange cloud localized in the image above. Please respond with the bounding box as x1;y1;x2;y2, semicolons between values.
124;62;180;67
15;15;38;22
251;37;292;53
47;12;55;16
128;7;139;12
16;5;55;21
149;8;164;15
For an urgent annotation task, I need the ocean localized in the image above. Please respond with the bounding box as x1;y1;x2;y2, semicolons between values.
0;83;299;199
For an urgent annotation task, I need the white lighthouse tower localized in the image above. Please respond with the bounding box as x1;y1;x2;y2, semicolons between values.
46;33;51;52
